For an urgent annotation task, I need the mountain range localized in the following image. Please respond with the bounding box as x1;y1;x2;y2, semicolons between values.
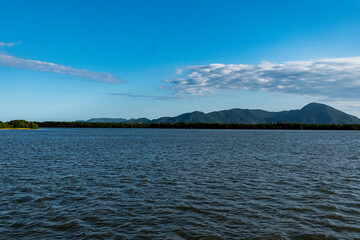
78;103;360;124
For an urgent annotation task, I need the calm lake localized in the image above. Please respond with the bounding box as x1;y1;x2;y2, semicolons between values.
1;128;360;239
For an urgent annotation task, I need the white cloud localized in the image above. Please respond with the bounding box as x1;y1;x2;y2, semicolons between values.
0;53;122;83
166;57;360;100
0;41;21;47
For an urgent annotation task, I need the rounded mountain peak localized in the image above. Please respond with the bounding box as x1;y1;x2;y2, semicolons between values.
301;102;330;111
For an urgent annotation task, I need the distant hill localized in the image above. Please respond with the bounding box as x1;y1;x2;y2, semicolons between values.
80;103;360;124
123;118;151;124
83;118;127;123
265;103;360;124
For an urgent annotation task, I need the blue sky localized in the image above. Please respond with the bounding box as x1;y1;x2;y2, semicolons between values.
2;0;360;121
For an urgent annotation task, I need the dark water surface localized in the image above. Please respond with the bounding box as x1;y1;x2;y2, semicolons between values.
1;128;360;239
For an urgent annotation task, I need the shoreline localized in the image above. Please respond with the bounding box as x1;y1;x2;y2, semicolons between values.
36;122;360;130
0;128;34;130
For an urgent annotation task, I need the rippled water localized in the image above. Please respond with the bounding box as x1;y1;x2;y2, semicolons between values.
1;128;360;239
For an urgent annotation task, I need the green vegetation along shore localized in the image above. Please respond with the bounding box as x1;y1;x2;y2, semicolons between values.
2;120;360;130
37;121;360;130
0;120;39;129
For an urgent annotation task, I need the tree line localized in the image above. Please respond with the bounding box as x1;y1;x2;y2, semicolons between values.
36;121;360;130
0;120;39;129
3;119;360;130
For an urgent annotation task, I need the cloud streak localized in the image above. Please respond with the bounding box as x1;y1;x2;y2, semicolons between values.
110;92;181;100
166;57;360;100
0;41;21;47
0;53;122;83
